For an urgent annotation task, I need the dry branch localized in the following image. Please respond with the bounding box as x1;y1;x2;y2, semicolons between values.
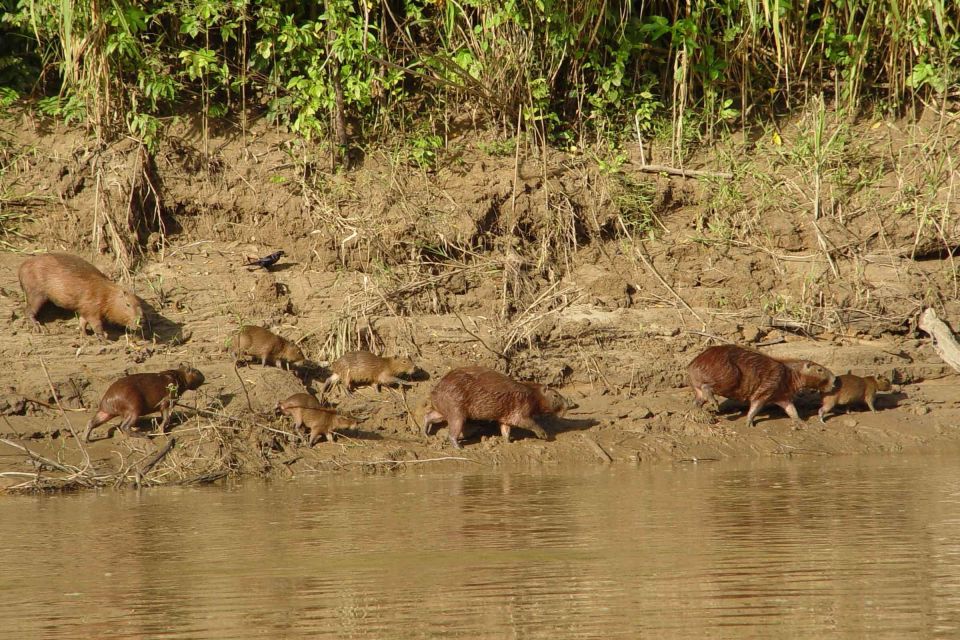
918;308;960;374
630;163;733;180
136;438;176;487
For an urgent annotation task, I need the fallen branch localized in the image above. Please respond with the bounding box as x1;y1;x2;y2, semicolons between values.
631;163;733;180
136;438;176;487
918;308;960;374
339;456;481;466
581;434;613;463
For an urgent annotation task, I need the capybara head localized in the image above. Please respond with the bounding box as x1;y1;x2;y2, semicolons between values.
178;367;205;390
537;386;574;417
389;356;417;376
875;375;893;392
111;289;144;330
795;361;835;392
281;342;306;365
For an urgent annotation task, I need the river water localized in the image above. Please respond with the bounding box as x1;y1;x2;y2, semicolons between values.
2;455;960;638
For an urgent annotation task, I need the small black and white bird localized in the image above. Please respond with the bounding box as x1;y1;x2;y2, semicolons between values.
245;250;285;270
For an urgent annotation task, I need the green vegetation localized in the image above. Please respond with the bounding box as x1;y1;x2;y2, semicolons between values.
0;0;958;154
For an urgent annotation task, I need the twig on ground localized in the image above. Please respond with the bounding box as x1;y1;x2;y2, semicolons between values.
135;438;177;487
629;163;733;179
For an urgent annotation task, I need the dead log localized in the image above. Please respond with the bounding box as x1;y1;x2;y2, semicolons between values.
918;308;960;374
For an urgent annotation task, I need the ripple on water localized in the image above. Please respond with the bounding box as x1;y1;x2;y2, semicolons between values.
1;456;960;638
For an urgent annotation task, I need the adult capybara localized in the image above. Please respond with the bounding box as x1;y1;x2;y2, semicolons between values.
233;325;305;369
18;252;143;338
281;406;357;446
83;367;205;441
321;350;417;393
819;374;892;423
687;344;835;427
422;366;572;449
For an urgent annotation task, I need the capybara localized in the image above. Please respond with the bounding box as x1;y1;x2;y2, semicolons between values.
422;366;573;449
281;406;357;446
18;252;143;338
83;367;205;441
321;350;417;393
687;344;835;427
275;392;322;417
233;325;305;369
819;374;892;423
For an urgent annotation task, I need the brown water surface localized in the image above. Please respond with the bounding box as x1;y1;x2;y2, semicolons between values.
3;455;960;638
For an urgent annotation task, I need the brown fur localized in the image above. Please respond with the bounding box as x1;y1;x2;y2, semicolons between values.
275;392;322;416
282;406;357;446
819;374;892;423
83;367;205;441
687;344;835;427
233;325;305;368
423;365;572;449
322;350;417;393
18;252;143;338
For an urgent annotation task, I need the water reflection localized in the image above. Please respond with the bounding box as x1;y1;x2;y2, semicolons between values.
1;456;960;638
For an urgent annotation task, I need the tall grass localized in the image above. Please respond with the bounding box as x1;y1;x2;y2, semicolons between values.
0;0;958;150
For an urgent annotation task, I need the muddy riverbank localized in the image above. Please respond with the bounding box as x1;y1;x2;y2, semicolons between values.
2;106;959;490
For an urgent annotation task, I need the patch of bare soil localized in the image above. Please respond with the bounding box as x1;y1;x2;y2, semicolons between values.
2;107;960;491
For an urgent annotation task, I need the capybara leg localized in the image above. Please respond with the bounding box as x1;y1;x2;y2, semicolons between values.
83;411;113;442
321;373;340;394
157;403;173;435
308;429;321;447
117;415;143;438
744;401;763;427
779;401;805;427
447;418;465;449
423;410;444;436
84;315;107;340
24;293;46;328
819;397;837;424
325;431;336;443
692;385;706;407
866;393;877;412
700;385;720;412
500;423;512;443
343;374;354;395
517;417;548;440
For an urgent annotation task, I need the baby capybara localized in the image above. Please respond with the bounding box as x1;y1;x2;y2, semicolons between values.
322;350;417;393
423;366;572;449
687;344;835;427
83;367;205;441
281;406;357;446
233;325;305;369
819;374;892;423
275;392;322;416
18;252;143;338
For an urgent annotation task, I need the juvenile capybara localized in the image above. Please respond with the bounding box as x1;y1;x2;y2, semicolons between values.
233;325;305;369
819;374;892;423
321;350;417;393
18;252;143;338
275;392;322;417
83;367;205;441
687;344;835;427
281;406;357;446
422;366;572;449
